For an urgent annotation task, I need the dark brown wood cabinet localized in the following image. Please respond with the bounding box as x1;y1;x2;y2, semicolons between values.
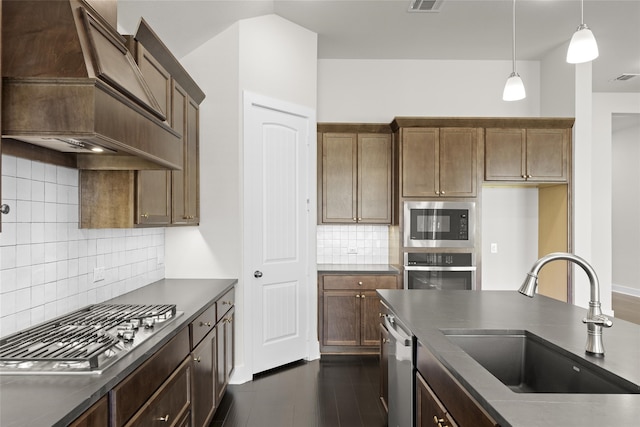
190;287;235;427
416;371;458;427
319;274;398;353
319;131;393;224
69;395;109;427
485;128;569;182
416;341;498;427
401;127;478;198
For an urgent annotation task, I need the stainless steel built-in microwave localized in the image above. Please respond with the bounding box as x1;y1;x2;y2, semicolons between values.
403;201;475;248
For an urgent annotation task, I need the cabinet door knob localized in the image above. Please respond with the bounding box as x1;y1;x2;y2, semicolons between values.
158;414;170;422
0;204;10;215
200;321;212;327
440;191;445;195
352;217;357;222
141;213;149;219
355;294;361;298
194;356;201;363
358;281;363;286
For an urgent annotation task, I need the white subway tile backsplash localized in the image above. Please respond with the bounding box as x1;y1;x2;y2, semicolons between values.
1;155;166;338
316;224;390;264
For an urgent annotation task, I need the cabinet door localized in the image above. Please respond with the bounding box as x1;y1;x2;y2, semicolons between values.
439;128;477;197
416;371;457;427
484;128;526;181
361;291;384;346
358;134;392;223
322;290;359;346
136;170;171;225
216;307;235;405
526;128;568;182
402;128;439;197
192;330;216;427
321;133;357;222
171;82;200;225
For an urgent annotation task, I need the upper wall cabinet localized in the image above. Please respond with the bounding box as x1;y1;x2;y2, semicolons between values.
401;127;478;198
485;128;569;182
318;125;393;224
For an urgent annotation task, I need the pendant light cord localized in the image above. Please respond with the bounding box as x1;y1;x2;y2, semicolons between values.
512;0;517;73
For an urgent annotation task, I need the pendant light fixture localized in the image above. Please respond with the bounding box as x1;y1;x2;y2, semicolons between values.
503;0;526;101
566;0;599;63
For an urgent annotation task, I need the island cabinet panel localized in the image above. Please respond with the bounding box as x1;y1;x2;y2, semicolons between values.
319;274;398;353
416;371;458;427
69;395;109;427
416;341;499;427
319;131;393;224
111;328;190;427
485;128;568;182
401;127;477;198
379;316;390;412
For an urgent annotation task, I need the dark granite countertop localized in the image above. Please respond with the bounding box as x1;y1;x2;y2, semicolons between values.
377;289;640;427
317;263;401;274
0;278;237;427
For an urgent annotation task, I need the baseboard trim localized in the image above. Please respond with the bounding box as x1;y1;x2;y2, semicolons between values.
612;284;640;298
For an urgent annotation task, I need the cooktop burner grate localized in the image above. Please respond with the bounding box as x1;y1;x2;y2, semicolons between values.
0;304;178;373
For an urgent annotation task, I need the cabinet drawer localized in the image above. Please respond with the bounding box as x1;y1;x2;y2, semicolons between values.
416;341;498;427
216;288;235;322
125;357;191;427
68;395;108;427
190;304;216;349
323;275;397;290
111;328;190;427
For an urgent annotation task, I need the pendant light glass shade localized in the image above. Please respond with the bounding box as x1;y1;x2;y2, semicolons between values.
566;0;599;63
566;24;599;63
503;0;525;101
503;72;526;101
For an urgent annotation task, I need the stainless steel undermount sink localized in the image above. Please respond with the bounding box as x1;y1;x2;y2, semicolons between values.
442;330;640;394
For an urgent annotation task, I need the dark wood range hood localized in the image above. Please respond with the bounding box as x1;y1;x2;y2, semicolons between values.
1;0;182;170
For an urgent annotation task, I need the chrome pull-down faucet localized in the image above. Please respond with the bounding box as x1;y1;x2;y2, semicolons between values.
519;252;612;357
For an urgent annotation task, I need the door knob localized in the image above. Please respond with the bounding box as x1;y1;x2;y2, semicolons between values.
0;204;9;215
254;270;263;278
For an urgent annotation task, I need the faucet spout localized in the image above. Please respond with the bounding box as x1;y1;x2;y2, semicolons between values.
518;252;612;357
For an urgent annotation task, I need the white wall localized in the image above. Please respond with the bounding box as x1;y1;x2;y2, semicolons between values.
164;14;318;383
318;59;540;122
481;187;538;290
540;41;575;117
612;117;640;296
587;92;640;312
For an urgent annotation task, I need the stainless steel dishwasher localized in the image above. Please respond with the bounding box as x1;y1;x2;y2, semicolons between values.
383;312;415;427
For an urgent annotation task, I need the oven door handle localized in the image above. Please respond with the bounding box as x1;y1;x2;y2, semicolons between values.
383;315;412;347
404;266;476;272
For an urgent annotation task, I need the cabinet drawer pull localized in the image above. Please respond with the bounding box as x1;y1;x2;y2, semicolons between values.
361;294;366;299
224;317;232;324
194;356;201;363
357;281;363;286
434;416;444;424
200;321;212;327
141;213;149;219
222;300;233;305
158;414;170;422
355;294;361;298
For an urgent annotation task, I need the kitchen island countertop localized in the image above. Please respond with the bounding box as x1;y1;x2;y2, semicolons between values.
0;278;237;427
377;289;640;427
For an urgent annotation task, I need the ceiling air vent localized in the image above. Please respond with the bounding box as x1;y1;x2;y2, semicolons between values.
409;0;444;13
613;73;639;81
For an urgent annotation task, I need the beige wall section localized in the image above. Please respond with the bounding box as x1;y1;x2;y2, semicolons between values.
538;184;569;302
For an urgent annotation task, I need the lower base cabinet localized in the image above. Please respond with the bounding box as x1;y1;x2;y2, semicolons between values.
68;395;109;427
416;341;498;427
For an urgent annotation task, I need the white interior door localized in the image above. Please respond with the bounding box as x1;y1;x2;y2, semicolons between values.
244;93;313;374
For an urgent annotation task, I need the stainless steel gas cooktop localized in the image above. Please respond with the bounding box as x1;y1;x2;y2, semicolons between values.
0;303;182;375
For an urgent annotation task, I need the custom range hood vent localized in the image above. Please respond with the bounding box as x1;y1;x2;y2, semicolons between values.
408;0;444;12
1;0;182;170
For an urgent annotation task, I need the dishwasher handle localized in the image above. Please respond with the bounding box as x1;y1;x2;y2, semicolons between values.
383;315;412;347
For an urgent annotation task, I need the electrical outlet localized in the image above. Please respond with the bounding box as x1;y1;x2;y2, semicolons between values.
93;267;105;282
347;247;358;254
490;243;498;254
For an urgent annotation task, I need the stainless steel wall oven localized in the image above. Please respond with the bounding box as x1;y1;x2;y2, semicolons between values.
404;252;476;290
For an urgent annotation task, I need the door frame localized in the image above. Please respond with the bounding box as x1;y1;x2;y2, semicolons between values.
234;91;319;382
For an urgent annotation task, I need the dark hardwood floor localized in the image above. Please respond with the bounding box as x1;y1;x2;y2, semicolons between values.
210;355;387;427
